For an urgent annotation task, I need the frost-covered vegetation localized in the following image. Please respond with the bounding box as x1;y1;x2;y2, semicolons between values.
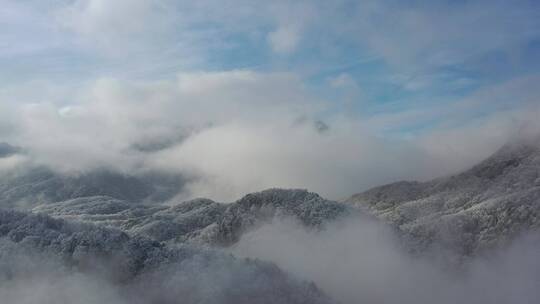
32;189;350;245
0;209;333;304
0;167;186;208
346;139;540;256
1;139;540;304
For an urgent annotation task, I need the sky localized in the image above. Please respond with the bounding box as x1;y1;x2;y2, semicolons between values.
1;0;540;200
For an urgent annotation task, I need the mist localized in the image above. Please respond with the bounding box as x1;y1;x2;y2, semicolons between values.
2;1;540;303
232;215;540;304
0;210;331;304
0;251;325;304
2;73;540;202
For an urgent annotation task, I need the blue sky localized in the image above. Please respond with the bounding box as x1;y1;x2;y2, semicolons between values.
2;1;540;131
1;0;540;199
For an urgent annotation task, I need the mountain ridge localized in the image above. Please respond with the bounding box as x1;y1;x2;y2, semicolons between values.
31;189;351;246
0;208;334;304
345;138;540;255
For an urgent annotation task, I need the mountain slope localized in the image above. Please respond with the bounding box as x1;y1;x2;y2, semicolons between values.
0;167;186;208
346;139;540;255
0;209;334;304
32;189;350;246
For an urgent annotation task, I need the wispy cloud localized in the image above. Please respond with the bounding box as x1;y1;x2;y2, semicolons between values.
1;0;539;199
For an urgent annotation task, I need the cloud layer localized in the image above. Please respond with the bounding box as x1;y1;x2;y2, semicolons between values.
1;1;540;200
1;69;539;201
232;216;540;304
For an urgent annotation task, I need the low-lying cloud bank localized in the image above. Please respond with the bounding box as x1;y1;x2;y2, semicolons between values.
0;209;332;304
232;216;540;304
0;248;329;304
1;71;539;201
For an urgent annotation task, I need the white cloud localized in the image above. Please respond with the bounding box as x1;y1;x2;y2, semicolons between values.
329;73;357;89
232;217;540;304
268;26;300;54
4;0;538;82
0;155;27;173
2;0;540;201
148;120;423;201
265;0;316;55
0;71;317;173
0;1;68;58
56;0;177;54
343;0;540;71
1;69;539;201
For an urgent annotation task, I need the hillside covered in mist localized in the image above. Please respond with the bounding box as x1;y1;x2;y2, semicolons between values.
3;1;540;303
0;138;539;303
346;137;540;257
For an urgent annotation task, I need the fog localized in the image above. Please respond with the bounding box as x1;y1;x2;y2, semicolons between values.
0;210;330;304
0;254;315;304
2;73;540;201
0;253;275;304
4;212;537;304
232;216;540;304
0;271;128;304
2;1;540;303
